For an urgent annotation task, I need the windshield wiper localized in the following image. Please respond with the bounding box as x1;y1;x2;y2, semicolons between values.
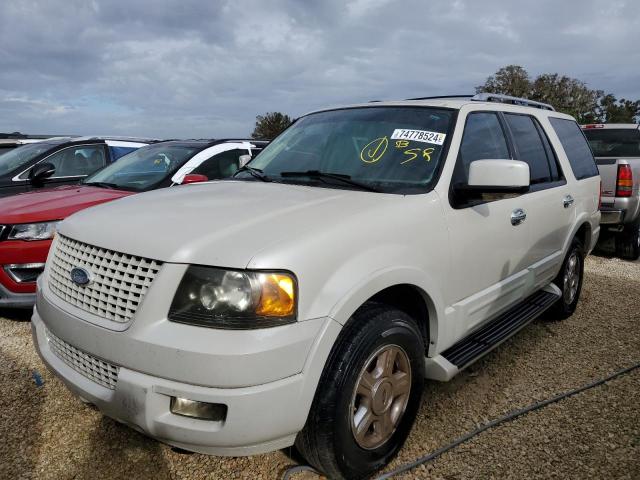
279;170;381;193
83;181;120;189
234;165;272;182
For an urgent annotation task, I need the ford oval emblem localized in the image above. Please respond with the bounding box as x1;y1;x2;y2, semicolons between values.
70;267;92;286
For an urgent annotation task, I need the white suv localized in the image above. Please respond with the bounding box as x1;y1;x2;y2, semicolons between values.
33;94;600;479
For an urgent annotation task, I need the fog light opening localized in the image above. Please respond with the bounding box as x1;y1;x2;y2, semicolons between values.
170;397;227;421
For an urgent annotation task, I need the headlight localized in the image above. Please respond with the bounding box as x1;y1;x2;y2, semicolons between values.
168;266;297;329
9;221;60;241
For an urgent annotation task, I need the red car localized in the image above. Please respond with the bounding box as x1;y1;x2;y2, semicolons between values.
0;139;265;307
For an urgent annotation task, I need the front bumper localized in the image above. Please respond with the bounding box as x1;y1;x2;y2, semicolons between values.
0;239;51;306
0;281;36;308
32;286;341;455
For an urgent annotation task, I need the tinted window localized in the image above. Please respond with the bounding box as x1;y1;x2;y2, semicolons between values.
193;149;244;179
453;112;510;184
504;114;554;184
582;128;640;158
551;118;599;180
39;145;107;177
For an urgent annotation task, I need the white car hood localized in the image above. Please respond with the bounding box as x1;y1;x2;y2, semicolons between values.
59;180;398;268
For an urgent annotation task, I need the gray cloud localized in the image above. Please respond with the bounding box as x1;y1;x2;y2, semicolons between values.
1;0;638;138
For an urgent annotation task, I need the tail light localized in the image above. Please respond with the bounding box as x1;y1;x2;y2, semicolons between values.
616;164;633;197
598;179;602;209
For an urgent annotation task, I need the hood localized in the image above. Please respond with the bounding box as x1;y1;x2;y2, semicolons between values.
0;185;133;224
60;180;402;268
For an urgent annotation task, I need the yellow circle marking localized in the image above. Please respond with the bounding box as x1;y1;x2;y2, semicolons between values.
361;136;389;164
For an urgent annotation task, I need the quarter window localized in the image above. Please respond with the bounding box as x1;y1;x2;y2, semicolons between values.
453;112;510;185
550;118;599;180
504;114;553;184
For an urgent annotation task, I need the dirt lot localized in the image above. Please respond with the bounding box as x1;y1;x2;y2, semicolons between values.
1;255;638;480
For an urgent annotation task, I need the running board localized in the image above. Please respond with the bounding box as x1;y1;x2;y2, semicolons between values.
425;285;560;381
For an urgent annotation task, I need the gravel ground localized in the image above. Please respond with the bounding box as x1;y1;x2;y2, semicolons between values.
0;255;638;480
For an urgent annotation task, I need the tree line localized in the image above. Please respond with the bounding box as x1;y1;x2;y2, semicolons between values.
252;65;639;139
477;65;639;124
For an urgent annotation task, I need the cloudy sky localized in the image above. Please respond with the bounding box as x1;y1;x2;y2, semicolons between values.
1;0;638;138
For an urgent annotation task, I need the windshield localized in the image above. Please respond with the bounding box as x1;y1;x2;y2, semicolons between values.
245;107;454;194
0;143;53;176
583;128;640;157
84;144;198;191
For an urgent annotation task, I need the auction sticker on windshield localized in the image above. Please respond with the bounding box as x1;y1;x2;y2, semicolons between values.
391;129;446;145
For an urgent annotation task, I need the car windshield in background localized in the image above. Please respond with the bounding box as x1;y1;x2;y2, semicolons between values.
0;142;53;176
583;128;640;157
246;107;454;194
84;144;197;191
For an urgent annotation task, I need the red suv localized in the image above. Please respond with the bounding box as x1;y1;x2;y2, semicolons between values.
0;139;265;307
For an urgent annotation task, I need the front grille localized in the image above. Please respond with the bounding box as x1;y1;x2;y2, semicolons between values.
49;235;162;323
46;328;119;390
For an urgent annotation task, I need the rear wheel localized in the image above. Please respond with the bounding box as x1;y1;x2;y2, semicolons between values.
615;222;640;261
548;237;584;320
295;303;425;480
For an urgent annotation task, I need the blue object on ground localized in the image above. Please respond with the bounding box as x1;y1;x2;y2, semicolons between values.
32;370;44;387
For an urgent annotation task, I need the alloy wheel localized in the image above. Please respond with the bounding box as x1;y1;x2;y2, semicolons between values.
350;344;412;450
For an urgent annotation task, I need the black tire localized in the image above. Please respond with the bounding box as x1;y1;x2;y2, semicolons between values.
615;222;640;261
548;237;585;320
295;303;425;480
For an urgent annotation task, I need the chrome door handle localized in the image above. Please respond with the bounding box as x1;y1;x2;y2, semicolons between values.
511;208;527;226
563;195;574;208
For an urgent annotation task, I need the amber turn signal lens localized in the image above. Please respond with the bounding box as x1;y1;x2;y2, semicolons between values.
256;273;295;317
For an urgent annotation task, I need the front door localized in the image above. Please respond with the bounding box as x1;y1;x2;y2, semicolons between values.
443;111;532;337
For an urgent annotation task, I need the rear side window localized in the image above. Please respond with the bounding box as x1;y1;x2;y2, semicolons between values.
550;118;599;180
504;114;554;184
453;112;510;184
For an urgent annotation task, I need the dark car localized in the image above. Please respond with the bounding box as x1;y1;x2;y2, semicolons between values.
0;136;156;198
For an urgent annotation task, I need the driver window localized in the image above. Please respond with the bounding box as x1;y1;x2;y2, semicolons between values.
192;149;245;179
28;145;106;178
452;112;511;186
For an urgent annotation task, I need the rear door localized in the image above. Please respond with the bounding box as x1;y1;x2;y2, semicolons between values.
502;113;574;288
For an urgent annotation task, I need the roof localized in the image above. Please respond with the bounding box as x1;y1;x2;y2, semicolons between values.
147;139;268;148
304;93;572;119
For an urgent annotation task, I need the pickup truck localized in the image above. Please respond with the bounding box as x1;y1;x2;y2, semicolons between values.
582;124;640;259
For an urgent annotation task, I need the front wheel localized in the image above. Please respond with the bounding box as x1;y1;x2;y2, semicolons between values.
548;237;584;320
295;303;425;480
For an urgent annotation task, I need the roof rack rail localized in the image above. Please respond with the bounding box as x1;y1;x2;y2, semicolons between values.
405;95;473;101
471;93;555;111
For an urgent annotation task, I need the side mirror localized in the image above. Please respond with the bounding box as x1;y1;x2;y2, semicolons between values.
238;154;252;168
457;160;530;195
180;173;209;185
29;162;56;184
